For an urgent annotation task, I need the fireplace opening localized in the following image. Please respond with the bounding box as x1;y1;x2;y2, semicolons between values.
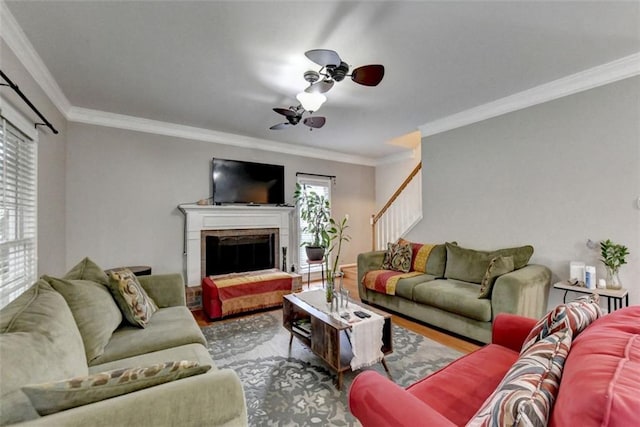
202;229;278;276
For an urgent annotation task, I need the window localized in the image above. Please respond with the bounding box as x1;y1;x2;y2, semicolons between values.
0;102;37;308
297;175;331;273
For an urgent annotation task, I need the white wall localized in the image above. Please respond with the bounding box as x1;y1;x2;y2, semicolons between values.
2;40;68;276
375;145;421;210
409;76;640;308
65;123;375;277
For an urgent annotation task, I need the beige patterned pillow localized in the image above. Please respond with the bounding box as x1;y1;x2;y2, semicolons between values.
22;361;210;416
108;269;158;327
381;242;412;273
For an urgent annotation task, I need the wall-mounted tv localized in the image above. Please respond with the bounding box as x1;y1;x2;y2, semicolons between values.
212;158;285;205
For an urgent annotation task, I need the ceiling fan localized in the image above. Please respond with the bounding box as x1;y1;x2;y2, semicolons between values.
303;49;385;94
269;106;326;130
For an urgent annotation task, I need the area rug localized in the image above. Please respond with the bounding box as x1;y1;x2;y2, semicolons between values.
202;310;463;426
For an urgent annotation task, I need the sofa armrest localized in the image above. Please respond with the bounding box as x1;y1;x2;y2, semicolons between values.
492;313;538;352
17;368;247;427
138;273;186;308
357;251;386;301
349;371;455;427
491;264;551;321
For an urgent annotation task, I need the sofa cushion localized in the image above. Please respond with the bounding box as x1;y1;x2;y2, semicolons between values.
468;328;572;427
22;360;210;416
407;344;518;426
108;269;158;327
381;242;412;272
90;306;207;366
394;273;437;300
89;343;216;374
398;238;450;277
43;276;123;363
412;279;492;322
550;305;640;427
478;256;514;299
444;243;534;284
521;294;601;353
0;280;88;425
64;257;110;287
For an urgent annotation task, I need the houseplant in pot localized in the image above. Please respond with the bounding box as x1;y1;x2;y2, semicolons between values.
600;239;629;289
294;183;330;261
324;215;351;303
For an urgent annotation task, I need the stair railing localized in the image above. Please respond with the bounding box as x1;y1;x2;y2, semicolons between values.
371;162;422;250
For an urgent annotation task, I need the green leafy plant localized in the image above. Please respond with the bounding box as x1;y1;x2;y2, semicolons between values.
324;215;351;302
600;239;629;272
293;183;330;248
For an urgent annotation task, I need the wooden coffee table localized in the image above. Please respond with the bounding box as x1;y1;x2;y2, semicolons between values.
282;293;393;389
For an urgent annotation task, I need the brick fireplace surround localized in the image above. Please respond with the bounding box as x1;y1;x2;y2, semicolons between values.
179;204;296;307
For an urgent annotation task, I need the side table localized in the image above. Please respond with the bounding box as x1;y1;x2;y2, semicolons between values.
553;281;629;313
104;265;152;277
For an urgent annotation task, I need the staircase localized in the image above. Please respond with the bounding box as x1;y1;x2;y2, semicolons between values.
371;162;423;250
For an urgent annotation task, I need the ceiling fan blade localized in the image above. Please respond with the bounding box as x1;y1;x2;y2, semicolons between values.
351;64;385;86
270;123;291;130
303;116;326;129
305;79;334;94
305;49;341;67
273;107;296;117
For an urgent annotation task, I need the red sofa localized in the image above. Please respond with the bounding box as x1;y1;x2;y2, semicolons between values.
349;305;640;426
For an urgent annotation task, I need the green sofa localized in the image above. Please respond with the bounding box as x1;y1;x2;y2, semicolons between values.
0;272;247;426
357;242;551;343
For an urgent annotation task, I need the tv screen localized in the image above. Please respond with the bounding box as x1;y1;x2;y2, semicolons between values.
212;158;285;205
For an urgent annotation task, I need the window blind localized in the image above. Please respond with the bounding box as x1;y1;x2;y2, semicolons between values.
0;115;37;308
297;175;331;274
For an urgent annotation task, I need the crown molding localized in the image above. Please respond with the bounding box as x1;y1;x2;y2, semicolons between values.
67;106;378;166
0;1;71;116
419;52;640;138
374;147;417;166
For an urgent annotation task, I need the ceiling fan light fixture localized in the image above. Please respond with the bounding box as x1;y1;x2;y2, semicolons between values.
296;91;326;112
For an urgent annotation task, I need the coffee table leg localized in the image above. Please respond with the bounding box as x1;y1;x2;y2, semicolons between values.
289;332;293;348
337;372;343;390
381;358;392;380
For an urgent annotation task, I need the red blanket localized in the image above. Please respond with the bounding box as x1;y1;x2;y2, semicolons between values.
202;269;292;318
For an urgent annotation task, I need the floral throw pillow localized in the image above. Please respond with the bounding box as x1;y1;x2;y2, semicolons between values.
477;256;514;299
22;361;210;416
108;269;158;328
381;242;412;273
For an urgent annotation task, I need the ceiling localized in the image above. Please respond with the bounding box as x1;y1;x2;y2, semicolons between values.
4;1;640;161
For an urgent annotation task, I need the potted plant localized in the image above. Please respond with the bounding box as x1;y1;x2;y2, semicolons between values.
324;215;350;303
600;239;629;289
293;183;330;261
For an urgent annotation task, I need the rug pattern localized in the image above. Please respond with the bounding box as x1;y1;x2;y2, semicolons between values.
202;310;462;426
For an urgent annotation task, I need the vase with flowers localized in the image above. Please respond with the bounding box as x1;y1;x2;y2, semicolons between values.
600;239;629;289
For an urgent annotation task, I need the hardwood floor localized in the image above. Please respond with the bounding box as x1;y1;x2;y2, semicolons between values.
192;268;481;355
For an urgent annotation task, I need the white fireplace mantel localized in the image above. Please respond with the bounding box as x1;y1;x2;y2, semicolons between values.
178;204;296;286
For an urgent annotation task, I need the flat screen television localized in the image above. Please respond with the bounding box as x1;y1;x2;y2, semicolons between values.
212;158;285;205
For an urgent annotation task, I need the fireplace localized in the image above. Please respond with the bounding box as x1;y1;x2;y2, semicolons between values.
178;204;295;286
201;228;279;276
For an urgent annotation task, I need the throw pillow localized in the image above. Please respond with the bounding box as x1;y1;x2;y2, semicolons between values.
63;257;110;287
444;243;534;284
108;269;158;328
381;242;412;273
22;361;211;416
397;238;450;277
521;294;602;354
43;276;123;363
467;329;572;427
477;256;514;299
